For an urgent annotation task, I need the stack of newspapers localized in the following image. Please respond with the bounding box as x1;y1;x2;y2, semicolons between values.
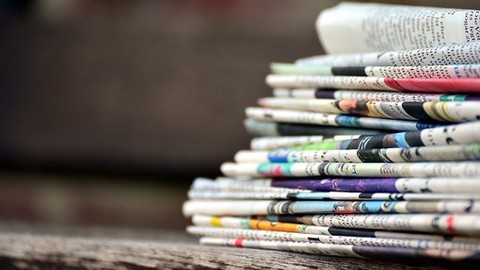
183;2;480;263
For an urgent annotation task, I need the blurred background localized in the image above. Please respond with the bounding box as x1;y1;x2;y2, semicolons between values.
0;0;477;231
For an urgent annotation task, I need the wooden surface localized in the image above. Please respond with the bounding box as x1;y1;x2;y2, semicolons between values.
0;222;474;270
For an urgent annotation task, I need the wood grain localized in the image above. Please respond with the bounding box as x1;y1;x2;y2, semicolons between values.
0;229;473;270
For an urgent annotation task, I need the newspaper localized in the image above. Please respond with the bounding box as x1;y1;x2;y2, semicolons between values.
191;177;306;193
251;136;325;150
273;88;480;102
234;144;480;163
191;215;475;241
285;121;480;150
183;199;480;216
295;42;480;67
262;214;480;236
188;190;480;201
271;177;480;194
188;226;480;251
251;135;365;150
184;2;480;262
317;2;480;53
199;237;480;261
220;161;480;178
266;75;480;94
244;119;384;137
271;63;480;79
246;107;441;131
191;177;480;194
258;98;480;122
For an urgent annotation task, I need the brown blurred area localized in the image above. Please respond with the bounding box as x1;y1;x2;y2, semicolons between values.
0;0;478;230
1;0;324;177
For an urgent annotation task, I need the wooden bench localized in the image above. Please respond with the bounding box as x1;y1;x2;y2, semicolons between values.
0;222;474;269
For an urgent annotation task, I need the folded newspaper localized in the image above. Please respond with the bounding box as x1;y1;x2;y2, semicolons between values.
183;2;480;264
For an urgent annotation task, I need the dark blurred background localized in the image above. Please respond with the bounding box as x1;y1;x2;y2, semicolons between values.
0;0;477;230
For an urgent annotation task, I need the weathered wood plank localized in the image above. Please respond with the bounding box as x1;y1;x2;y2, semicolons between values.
0;222;475;269
0;231;472;270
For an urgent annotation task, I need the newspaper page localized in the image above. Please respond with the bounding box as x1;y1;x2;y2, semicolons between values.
317;2;480;53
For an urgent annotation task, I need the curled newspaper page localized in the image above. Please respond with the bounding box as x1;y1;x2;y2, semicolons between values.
317;2;480;53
